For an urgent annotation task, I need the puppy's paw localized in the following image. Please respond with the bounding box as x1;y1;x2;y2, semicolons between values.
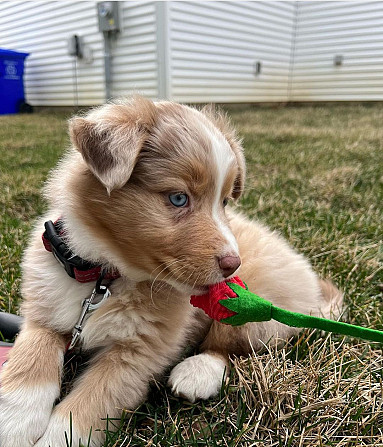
0;383;59;447
168;353;227;403
34;411;102;447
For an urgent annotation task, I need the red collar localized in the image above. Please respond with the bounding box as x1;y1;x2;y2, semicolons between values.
42;219;120;284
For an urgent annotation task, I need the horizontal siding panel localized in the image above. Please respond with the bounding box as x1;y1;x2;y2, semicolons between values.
25;85;106;94
170;1;293;102
123;2;156;17
171;49;283;64
11;44;103;61
174;93;289;103
0;33;103;51
0;4;96;34
25;91;105;101
293;91;383;97
112;34;156;49
296;37;383;53
27;76;105;89
293;81;383;90
1;14;98;38
172;8;293;38
4;25;101;45
173;63;289;77
291;72;383;83
173;81;289;90
111;90;158;100
294;51;383;65
173;61;289;80
111;52;157;66
297;20;383;37
294;59;383;72
172;71;288;83
297;2;383;22
290;1;383;101
171;30;292;55
23;57;103;71
292;94;383;101
171;25;292;53
118;12;156;30
111;61;157;75
117;23;157;39
228;1;295;18
172;42;291;64
25;99;100;106
112;81;158;91
173;85;292;93
172;1;294;28
0;0;40;16
25;63;104;75
111;1;158;99
111;43;157;59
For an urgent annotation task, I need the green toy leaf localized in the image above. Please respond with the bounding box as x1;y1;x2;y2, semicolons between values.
220;282;273;325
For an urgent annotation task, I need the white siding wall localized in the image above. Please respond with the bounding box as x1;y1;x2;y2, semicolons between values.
2;1;383;105
291;1;383;101
168;1;295;103
0;1;105;106
0;1;159;106
111;1;158;99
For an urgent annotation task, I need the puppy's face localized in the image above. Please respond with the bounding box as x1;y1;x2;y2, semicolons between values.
69;97;245;294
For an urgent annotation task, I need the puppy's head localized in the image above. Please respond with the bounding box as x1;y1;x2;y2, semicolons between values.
69;96;245;294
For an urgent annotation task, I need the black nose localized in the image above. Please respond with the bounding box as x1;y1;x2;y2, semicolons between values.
218;255;241;278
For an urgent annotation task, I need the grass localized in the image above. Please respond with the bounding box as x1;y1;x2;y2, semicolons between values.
0;104;382;446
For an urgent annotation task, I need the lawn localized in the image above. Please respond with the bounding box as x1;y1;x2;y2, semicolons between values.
0;104;382;446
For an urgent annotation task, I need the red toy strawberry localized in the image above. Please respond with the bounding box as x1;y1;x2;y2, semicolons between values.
190;276;246;322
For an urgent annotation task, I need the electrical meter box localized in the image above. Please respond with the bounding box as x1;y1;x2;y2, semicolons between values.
97;2;121;33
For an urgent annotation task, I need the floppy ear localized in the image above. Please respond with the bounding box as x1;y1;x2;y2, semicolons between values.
69;96;157;193
201;104;246;199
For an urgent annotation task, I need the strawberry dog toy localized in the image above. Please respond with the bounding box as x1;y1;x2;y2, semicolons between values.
191;276;383;343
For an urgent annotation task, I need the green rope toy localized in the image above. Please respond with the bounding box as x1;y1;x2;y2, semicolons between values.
190;276;383;343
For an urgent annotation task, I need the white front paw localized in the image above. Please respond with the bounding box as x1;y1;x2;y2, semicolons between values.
168;353;227;403
0;383;59;447
34;412;101;447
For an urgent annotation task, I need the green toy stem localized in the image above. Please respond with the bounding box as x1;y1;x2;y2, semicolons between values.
272;307;383;343
221;282;383;344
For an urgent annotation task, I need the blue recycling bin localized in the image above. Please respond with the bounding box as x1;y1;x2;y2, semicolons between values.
0;49;30;115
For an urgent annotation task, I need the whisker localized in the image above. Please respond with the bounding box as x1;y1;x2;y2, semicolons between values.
149;257;185;280
153;263;190;295
149;258;187;303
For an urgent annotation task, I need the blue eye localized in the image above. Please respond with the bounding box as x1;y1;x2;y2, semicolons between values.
169;193;189;207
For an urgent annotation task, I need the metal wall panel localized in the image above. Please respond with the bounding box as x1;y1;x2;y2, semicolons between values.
168;1;296;102
291;1;383;101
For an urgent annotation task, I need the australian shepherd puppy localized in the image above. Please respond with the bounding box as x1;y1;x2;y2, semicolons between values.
0;97;342;446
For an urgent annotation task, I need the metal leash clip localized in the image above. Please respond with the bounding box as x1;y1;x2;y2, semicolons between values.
67;273;111;351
